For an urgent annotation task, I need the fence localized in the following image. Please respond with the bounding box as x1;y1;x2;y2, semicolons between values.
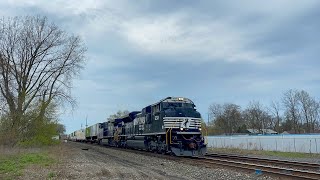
206;134;320;153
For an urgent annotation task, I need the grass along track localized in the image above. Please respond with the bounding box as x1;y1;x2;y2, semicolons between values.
0;152;55;179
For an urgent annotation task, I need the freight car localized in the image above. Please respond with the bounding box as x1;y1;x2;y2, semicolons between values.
85;123;102;143
69;129;86;142
71;97;207;156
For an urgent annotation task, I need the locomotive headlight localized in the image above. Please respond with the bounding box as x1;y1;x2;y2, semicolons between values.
199;128;202;131
180;127;183;131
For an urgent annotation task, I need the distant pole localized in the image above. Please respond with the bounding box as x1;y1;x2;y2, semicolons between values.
86;115;88;129
262;120;264;135
207;113;209;125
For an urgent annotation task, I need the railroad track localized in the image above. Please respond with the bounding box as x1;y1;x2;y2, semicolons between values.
195;153;320;179
72;142;320;179
206;153;320;171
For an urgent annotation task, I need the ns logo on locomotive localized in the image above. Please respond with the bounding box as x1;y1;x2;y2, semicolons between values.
70;97;207;156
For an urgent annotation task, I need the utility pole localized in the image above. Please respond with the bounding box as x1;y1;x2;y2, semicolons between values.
85;115;88;136
85;115;88;129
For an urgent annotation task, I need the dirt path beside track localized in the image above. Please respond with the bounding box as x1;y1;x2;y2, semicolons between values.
54;142;186;180
20;142;275;180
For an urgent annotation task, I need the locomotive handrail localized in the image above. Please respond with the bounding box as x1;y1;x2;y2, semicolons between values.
181;134;202;143
181;134;192;140
170;128;173;144
165;128;171;145
165;117;179;145
165;128;173;145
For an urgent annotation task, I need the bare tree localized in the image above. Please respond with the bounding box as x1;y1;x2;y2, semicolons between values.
282;89;301;133
297;90;313;133
223;103;242;135
56;123;66;135
314;103;320;132
301;95;320;133
243;101;271;134
0;16;86;140
107;110;130;122
208;103;223;125
208;103;242;135
311;101;320;132
269;100;282;133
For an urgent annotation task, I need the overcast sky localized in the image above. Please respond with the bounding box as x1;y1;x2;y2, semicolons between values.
1;1;319;133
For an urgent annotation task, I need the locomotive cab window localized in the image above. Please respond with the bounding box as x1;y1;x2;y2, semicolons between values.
162;102;194;109
152;104;160;115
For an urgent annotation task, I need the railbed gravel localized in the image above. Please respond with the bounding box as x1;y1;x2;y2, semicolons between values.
26;142;276;180
207;148;320;164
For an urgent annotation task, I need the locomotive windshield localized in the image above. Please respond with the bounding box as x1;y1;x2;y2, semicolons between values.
162;102;194;109
161;102;200;118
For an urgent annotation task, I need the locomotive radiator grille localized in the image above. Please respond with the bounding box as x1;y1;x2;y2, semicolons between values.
163;117;202;129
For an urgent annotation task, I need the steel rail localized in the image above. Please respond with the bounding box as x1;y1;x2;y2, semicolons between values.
71;142;320;179
206;153;320;171
194;156;320;180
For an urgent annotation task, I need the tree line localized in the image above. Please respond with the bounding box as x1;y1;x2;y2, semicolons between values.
0;16;86;145
206;89;320;135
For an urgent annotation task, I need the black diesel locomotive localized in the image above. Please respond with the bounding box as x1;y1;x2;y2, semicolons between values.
83;97;207;156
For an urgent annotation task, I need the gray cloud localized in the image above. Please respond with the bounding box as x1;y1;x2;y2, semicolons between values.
1;1;319;132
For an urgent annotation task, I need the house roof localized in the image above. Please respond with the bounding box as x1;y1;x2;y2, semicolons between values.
247;129;278;134
281;131;290;134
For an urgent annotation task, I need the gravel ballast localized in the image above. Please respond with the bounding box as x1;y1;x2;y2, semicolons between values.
22;142;277;180
207;148;320;164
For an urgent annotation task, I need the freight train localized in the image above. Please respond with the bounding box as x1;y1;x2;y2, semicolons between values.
69;97;207;156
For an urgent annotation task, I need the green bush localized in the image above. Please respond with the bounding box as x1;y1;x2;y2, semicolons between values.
18;122;61;147
0;101;66;147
